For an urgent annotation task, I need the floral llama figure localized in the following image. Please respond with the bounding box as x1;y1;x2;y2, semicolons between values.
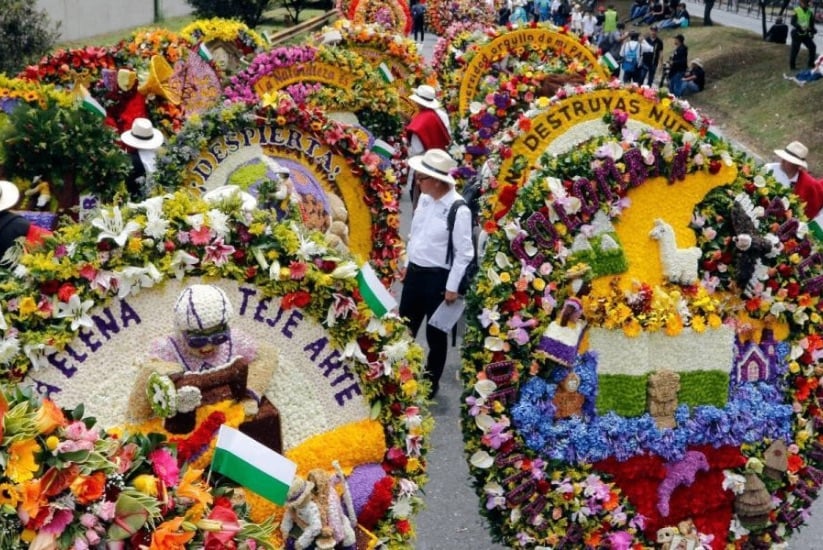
649;219;701;285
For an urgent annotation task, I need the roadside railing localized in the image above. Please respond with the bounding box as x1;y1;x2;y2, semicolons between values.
264;10;339;45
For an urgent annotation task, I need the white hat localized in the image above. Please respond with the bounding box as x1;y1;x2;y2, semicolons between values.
174;284;234;332
121;118;164;150
263;156;290;176
691;58;704;69
0;180;21;212
408;148;457;187
286;478;315;507
409;84;442;110
774;141;808;169
203;185;258;212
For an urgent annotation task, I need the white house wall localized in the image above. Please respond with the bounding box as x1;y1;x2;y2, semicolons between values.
36;0;192;42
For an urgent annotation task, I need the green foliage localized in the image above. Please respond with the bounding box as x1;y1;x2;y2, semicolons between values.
0;0;61;75
0;103;130;203
185;0;272;27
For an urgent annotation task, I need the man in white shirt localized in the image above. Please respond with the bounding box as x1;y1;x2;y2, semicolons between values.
400;149;474;398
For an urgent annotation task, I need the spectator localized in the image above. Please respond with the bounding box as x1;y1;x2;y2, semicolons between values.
582;8;598;38
600;22;627;77
571;3;584;33
790;0;817;70
630;0;650;23
536;0;552;21
411;0;426;42
620;31;653;83
511;0;530;24
675;58;705;97
121;117;165;199
703;0;715;26
765;141;823;220
602;4;619;34
642;25;665;86
406;85;452;210
642;0;665;26
765;17;789;44
499;2;512;25
659;2;689;29
784;53;823;85
667;34;689;94
554;0;571;26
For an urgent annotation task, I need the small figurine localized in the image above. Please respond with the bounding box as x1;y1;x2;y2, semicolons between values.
648;369;680;429
552;372;585;419
537;297;587;368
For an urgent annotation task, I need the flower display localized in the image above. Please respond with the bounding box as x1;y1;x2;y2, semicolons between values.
181;18;267;56
426;0;497;37
460;113;823;547
0;75;73;113
347;0;412;35
0;186;430;547
153;97;404;284
0;384;276;549
16;46;116;87
224;43;403;141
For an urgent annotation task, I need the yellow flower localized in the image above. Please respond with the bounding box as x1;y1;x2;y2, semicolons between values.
18;297;38;318
665;315;683;336
623;318;642;337
499;272;511;283
6;439;41;483
532;278;546;291
492;401;505;414
0;482;20;507
691;315;706;333
132;474;159;496
789;253;801;264
789;361;800;374
488;324;500;336
127;237;144;254
401;379;418;397
45;436;60;451
405;458;421;473
707;313;722;329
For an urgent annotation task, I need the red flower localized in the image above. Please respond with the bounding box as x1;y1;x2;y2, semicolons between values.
40;280;61;295
57;283;77;302
281;291;311;309
787;454;804;473
396;519;412;535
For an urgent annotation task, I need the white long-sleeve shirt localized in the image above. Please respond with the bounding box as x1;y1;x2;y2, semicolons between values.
407;189;474;293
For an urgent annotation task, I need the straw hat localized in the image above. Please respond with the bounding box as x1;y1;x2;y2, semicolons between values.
408;148;457;187
409;84;441;110
691;58;704;69
121;118;164;150
286;477;315;507
0;180;21;212
774;141;808;169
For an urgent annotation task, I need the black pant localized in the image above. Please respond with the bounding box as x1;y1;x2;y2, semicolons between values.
790;31;817;69
413;18;425;41
399;265;449;396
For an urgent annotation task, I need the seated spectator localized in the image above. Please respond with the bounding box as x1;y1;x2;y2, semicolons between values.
641;0;665;25
765;17;789;44
676;58;705;97
784;53;823;86
667;33;689;93
630;0;649;22
659;2;689;29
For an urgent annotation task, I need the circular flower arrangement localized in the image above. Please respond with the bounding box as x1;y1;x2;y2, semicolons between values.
430;21;496;79
181;17;267;56
225;44;403;141
460;115;823;547
347;0;412;35
426;0;497;37
154;96;404;284
1;189;430;548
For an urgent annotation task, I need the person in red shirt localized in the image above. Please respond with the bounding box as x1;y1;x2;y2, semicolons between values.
405;84;452;210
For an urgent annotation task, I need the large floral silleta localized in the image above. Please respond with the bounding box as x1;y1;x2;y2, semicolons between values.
460;116;823;547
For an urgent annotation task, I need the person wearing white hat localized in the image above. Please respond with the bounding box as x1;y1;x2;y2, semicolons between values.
121;117;165;198
766;141;823;220
405;84;452;210
400;149;474;398
0;180;51;259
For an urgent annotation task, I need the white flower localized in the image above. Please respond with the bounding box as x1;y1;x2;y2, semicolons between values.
390;496;413;519
331;261;359;279
381;340;410;364
268;260;282;281
24;342;55;371
295;229;326;260
186;213;205;229
0;334;20;365
0;303;7;331
342;340;368;363
115;263;163;298
54;294;95;331
143;211;170;240
365;317;388;337
721;471;747;494
171;251;199;279
397;478;418;498
207;209;231;239
91;207;140;247
494;252;513;269
484;336;504;351
128;195;170;214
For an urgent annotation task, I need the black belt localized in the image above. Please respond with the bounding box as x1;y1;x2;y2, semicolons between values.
408;263;448;273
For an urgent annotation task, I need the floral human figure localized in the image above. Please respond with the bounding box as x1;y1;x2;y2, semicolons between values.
537;297;587;368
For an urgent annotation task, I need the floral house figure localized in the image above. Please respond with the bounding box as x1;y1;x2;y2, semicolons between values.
129;284;282;452
537;297;587;368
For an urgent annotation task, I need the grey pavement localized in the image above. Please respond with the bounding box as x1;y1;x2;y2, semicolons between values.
408;21;822;549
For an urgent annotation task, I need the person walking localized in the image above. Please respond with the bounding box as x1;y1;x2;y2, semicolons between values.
642;25;664;86
406;85;452;210
620;31;652;83
400;149;474;398
411;0;426;42
790;0;818;70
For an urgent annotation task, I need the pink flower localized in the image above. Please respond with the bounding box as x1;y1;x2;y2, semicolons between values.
288;261;308;280
204;504;241;548
683;109;698;122
189;225;213;246
41;508;73;535
204;238;236;266
149;448;180;486
607;531;633;550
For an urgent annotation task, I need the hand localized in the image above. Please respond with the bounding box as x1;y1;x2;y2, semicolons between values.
444;290;460;304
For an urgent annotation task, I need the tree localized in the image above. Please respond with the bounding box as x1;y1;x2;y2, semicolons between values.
0;0;61;76
185;0;272;28
278;0;314;24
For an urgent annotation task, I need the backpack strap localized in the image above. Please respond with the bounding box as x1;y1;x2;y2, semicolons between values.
445;199;467;265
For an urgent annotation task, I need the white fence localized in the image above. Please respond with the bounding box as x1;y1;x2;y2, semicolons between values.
37;0;193;42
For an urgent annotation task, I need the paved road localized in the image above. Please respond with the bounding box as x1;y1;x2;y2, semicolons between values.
408;21;822;549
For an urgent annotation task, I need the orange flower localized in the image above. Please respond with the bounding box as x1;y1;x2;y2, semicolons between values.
176;468;213;511
70;471;106;505
34;399;67;436
149;517;195;550
18;479;46;525
6;439;41;483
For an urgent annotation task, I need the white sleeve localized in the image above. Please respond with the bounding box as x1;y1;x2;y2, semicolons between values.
446;206;475;293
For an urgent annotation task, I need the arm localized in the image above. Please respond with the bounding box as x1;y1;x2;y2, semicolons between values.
446;206;474;298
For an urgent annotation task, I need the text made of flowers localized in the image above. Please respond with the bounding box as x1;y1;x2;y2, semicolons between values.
253;62;358;98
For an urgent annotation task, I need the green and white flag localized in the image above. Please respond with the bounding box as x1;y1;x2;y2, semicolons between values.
78;85;106;118
198;43;213;62
377;62;394;84
357;263;397;318
371;138;396;160
211;425;296;505
600;52;618;73
809;212;823;242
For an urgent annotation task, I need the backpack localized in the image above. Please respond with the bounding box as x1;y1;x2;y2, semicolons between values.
445;180;482;295
621;43;639;73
